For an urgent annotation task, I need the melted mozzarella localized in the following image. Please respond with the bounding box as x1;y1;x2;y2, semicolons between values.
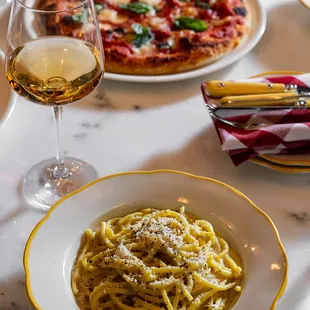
82;23;96;32
141;0;161;6
148;17;169;31
132;43;156;55
98;9;128;24
99;23;113;30
167;37;175;49
108;0;130;4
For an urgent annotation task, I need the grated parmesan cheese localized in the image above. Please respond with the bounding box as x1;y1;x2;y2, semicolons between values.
98;9;128;24
108;0;130;4
148;17;169;31
78;208;243;308
141;0;161;6
132;43;156;55
99;23;113;30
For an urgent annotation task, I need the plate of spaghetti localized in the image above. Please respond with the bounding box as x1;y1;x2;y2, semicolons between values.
24;170;287;310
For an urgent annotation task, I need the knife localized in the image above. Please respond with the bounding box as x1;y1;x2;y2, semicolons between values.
220;92;310;107
205;81;310;98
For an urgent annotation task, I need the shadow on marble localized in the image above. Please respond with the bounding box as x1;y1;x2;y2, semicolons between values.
72;65;236;112
0;203;45;235
0;207;27;229
0;174;45;229
137;126;223;174
253;1;310;72
138;125;310;186
0;273;32;310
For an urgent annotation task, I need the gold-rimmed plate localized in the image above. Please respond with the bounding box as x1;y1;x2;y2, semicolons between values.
299;0;310;9
24;170;287;310
252;157;310;173
259;154;310;167
249;70;310;173
104;0;267;83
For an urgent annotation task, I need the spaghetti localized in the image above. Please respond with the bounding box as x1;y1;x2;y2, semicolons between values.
71;207;243;310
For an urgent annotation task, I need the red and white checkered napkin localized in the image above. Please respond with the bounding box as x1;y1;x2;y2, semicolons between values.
202;74;310;166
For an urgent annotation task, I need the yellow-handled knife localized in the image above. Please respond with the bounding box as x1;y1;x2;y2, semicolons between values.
220;92;310;107
205;81;310;98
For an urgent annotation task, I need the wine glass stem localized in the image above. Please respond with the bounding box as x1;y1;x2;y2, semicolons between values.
52;106;70;179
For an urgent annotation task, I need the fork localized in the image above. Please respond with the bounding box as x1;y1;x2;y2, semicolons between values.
206;104;272;130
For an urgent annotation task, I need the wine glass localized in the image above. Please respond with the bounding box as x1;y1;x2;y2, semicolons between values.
5;0;104;208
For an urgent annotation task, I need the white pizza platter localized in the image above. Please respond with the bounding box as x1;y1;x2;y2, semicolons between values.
0;0;266;84
104;0;267;83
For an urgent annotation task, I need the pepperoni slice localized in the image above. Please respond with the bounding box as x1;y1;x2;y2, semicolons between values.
213;2;234;18
153;29;172;40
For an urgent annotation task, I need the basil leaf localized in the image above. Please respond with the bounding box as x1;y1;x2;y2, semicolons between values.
72;13;88;24
173;17;207;32
120;2;154;14
195;0;210;9
132;23;154;47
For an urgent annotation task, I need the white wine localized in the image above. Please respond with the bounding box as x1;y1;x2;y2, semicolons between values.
6;36;103;106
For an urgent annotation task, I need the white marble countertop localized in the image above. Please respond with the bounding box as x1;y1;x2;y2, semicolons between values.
0;0;310;309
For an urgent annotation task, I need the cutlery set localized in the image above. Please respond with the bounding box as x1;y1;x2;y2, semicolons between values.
203;81;310;130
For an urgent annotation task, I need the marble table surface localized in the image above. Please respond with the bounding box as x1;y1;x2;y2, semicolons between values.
0;0;310;309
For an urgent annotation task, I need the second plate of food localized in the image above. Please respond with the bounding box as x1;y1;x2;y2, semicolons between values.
103;0;266;83
252;156;310;174
247;71;310;173
24;170;287;310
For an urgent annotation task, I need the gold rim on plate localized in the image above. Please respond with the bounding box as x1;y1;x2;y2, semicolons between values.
253;157;310;173
299;0;310;9
260;154;310;167
23;169;288;310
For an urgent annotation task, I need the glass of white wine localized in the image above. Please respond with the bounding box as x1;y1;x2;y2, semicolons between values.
5;0;104;208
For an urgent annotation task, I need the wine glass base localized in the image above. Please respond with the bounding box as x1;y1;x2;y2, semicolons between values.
22;157;99;210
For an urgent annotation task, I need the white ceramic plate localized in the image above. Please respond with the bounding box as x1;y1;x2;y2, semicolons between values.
260;154;310;167
104;0;267;83
3;0;266;83
299;0;310;9
24;170;287;310
247;71;310;173
252;156;310;174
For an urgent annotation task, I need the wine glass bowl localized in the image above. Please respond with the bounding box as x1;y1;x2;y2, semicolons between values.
5;0;104;208
6;37;103;105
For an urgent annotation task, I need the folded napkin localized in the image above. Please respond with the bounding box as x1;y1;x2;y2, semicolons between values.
202;74;310;166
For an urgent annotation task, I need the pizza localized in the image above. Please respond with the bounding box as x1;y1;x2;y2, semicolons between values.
37;0;250;75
